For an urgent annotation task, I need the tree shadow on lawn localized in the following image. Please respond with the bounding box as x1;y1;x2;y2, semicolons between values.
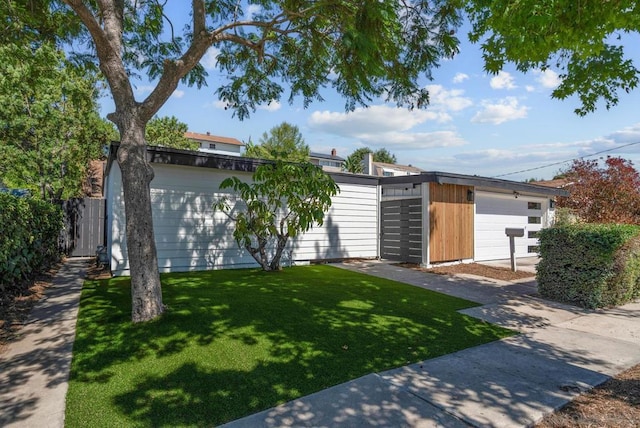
67;265;512;426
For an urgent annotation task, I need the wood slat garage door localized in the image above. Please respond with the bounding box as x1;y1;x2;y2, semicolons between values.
380;198;422;263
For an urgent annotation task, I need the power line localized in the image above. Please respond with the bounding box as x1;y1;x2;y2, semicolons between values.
492;140;640;178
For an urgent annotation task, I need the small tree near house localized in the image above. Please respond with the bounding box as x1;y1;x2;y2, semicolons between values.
214;161;339;271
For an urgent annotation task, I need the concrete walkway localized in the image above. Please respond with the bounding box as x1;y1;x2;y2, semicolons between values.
224;260;640;428
2;258;639;427
0;258;87;428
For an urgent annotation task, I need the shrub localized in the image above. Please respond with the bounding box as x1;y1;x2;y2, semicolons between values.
537;223;640;308
0;193;63;292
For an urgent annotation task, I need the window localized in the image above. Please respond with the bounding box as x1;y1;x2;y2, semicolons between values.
528;245;540;253
528;202;541;210
209;143;216;149
528;231;539;239
528;216;541;224
319;160;341;167
383;171;394;177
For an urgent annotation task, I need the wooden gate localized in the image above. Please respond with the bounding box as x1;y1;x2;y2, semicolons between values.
380;198;422;263
429;183;474;263
61;198;105;257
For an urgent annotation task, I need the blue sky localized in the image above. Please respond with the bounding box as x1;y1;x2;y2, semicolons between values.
99;10;640;181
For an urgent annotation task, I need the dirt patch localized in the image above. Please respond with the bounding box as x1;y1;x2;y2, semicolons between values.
396;262;535;282
536;363;640;427
0;263;61;353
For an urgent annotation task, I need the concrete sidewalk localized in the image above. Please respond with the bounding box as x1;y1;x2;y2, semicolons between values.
224;260;640;427
0;258;87;428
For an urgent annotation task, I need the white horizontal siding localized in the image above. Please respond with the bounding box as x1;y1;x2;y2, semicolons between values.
107;163;378;275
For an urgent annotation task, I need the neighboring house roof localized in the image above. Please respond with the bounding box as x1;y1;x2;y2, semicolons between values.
372;161;424;175
184;131;244;146
532;178;574;189
309;151;345;162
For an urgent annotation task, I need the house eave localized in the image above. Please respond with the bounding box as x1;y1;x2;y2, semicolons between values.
380;171;569;197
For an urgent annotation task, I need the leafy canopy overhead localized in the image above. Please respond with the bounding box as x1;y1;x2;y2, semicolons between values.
30;0;461;122
244;122;310;162
463;0;640;115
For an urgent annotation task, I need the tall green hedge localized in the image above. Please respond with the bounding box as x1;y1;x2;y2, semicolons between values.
537;223;640;309
0;193;63;291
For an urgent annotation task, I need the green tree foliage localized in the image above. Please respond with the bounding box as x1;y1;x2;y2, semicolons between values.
145;116;197;150
0;193;63;291
0;42;114;201
244;122;309;162
373;148;397;164
214;162;339;271
342;156;364;174
463;0;640;115
344;147;398;172
557;157;640;224
16;1;461;322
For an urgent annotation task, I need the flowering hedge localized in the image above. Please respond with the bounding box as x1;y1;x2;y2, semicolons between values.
537;223;640;308
0;193;63;292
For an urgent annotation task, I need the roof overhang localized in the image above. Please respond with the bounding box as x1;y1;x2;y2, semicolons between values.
106;144;378;186
380;171;569;197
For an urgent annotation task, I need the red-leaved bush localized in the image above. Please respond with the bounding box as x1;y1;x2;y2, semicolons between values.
557;156;640;224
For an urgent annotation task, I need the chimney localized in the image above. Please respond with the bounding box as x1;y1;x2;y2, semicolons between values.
363;152;373;175
331;148;337;157
206;131;210;136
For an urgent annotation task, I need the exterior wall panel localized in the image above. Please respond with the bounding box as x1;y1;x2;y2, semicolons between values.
107;163;378;275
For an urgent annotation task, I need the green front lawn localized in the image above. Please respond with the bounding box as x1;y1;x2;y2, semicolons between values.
66;265;512;427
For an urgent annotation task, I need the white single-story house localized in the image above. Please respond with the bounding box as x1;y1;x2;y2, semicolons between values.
104;145;567;276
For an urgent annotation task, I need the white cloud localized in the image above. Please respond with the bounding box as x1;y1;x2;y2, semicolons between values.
309;105;440;135
246;4;262;18
525;85;535;92
171;90;185;99
490;71;517;90
535;69;561;89
257;101;281;112
471;97;528;125
201;47;220;71
359;130;467;149
452;72;469;84
308;105;467;149
134;85;155;96
442;122;640;179
425;84;473;113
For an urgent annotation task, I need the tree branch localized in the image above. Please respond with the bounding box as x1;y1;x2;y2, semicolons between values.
63;0;135;116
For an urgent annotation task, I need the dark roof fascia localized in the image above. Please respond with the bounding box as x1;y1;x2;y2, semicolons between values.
328;171;379;185
106;144;377;186
379;171;568;197
107;143;270;175
309;151;346;162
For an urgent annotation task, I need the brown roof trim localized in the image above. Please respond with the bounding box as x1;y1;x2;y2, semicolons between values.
184;131;244;146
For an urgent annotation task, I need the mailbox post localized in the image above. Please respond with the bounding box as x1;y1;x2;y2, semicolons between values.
505;228;525;271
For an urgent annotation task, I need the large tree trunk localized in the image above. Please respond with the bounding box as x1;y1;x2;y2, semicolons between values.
117;117;164;322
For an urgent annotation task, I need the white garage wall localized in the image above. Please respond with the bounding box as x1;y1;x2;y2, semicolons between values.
107;162;378;276
474;191;551;261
